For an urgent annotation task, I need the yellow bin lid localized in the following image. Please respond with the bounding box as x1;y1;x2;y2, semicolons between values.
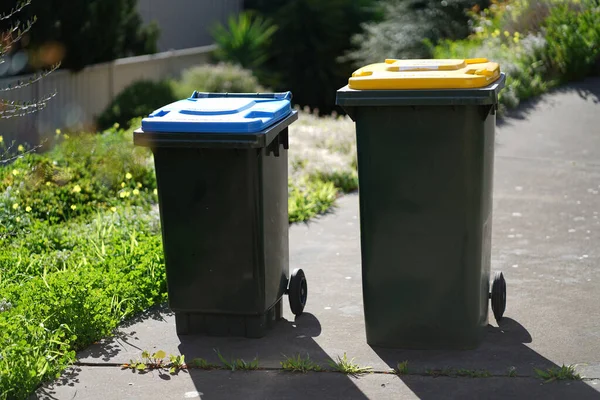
348;58;501;90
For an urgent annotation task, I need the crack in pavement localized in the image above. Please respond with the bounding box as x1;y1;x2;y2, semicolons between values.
73;362;600;380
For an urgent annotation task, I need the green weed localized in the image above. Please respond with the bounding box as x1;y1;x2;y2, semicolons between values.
281;354;323;373
534;365;582;383
395;361;409;376
215;349;259;371
328;353;372;376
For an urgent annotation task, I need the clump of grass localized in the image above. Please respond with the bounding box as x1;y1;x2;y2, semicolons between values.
455;369;492;378
534;364;581;383
281;354;323;373
328;353;372;376
395;361;409;375
508;366;518;377
215;349;259;371
288;176;338;223
190;358;219;370
425;368;453;377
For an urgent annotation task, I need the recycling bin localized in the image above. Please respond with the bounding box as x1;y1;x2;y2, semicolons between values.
134;92;307;338
336;58;507;349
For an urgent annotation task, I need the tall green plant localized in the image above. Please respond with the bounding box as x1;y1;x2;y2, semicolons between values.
211;11;277;70
543;3;600;82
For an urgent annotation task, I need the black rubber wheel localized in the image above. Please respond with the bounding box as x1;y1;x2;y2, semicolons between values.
288;268;307;316
491;271;507;322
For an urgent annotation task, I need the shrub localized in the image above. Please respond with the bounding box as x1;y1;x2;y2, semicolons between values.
96;80;177;131
211;11;278;70
544;3;600;82
431;0;600;110
172;63;264;99
347;0;490;66
0;125;157;231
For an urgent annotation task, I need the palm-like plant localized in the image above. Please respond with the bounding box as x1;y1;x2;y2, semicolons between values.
211;11;278;70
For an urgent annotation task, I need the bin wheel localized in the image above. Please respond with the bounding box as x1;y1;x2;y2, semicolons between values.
288;268;307;316
491;271;506;322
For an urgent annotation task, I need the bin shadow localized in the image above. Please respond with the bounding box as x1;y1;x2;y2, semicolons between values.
370;318;600;399
177;312;370;399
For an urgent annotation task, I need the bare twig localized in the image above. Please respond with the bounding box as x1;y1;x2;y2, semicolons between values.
0;0;32;22
0;63;61;92
0;92;57;118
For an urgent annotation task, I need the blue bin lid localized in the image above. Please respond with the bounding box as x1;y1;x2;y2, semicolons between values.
141;92;293;133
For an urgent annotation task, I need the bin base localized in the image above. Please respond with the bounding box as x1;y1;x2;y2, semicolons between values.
366;326;486;350
175;300;283;338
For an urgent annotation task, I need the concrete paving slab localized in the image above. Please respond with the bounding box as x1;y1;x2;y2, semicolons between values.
32;366;600;400
43;78;600;398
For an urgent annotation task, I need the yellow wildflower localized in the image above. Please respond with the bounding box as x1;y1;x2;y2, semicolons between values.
125;173;133;180
25;206;32;212
0;135;3;143
504;31;510;38
110;207;117;212
46;181;52;186
133;189;140;196
119;191;130;198
12;203;19;210
16;217;21;222
153;189;158;195
72;185;82;193
17;145;24;152
71;205;77;210
12;169;19;176
113;123;120;129
136;183;142;188
55;129;61;135
63;134;70;140
121;182;126;188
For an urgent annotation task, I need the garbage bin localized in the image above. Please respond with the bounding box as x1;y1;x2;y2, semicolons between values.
134;91;307;338
336;58;507;349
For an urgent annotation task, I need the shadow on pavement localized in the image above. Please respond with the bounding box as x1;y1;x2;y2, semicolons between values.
371;318;600;399
177;312;369;399
498;77;600;126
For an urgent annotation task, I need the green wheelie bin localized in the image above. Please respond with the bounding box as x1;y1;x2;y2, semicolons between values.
134;92;307;338
336;58;507;349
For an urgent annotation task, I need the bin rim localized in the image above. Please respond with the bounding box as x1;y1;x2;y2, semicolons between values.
133;110;298;150
337;73;505;108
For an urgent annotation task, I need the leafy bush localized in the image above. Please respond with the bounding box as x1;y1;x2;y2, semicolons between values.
211;11;278;70
244;0;379;114
432;0;600;110
0;124;157;232
288;176;337;223
172;63;265;99
347;0;490;66
544;3;600;82
96;80;177;131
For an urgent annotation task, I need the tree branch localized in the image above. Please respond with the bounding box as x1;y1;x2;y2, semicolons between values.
0;63;61;92
0;0;32;22
0;92;57;118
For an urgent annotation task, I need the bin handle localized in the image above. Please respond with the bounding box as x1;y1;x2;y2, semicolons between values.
190;91;292;101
